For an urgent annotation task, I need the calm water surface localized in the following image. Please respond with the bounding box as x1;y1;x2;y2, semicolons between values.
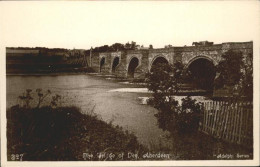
6;74;173;149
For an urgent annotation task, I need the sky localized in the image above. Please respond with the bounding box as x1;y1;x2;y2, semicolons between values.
0;1;259;49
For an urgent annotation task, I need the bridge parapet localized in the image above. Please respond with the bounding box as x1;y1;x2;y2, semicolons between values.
127;50;149;54
221;42;253;53
148;48;173;53
174;44;222;52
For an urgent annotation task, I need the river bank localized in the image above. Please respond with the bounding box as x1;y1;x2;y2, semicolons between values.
6;74;167;149
6;73;253;159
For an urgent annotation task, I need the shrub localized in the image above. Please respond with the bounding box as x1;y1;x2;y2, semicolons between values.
153;96;202;135
174;96;202;134
146;63;203;135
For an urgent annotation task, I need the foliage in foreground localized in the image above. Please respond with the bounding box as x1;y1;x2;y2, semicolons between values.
152;96;202;135
146;63;203;135
7;89;146;161
215;50;253;100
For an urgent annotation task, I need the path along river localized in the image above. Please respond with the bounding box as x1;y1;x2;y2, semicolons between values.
6;74;208;150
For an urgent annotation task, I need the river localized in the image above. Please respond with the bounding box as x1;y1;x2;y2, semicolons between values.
6;74;253;159
6;74;175;150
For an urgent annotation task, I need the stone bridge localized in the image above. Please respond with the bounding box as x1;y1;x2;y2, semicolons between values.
91;41;253;80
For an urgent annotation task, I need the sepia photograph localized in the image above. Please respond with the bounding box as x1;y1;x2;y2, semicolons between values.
0;1;259;166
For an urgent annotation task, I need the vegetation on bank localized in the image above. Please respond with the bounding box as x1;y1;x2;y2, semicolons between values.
145;49;253;135
145;49;253;159
7;89;147;161
215;50;253;101
146;62;203;135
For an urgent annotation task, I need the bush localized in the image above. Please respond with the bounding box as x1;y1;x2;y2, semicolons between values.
7;89;146;161
146;63;202;135
153;96;202;135
174;96;202;134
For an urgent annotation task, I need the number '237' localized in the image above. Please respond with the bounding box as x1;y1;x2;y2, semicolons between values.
11;154;23;161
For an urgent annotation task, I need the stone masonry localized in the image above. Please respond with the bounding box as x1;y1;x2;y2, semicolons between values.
90;41;253;78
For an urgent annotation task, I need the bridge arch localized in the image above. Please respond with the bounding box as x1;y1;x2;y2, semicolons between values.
112;57;120;73
149;56;169;72
127;57;139;78
185;56;217;69
100;57;105;72
186;56;216;90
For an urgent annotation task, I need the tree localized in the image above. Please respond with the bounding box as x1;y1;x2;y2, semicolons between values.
146;63;177;112
146;62;202;134
214;50;253;100
124;41;138;50
111;43;125;51
215;50;244;89
240;53;253;100
130;41;137;50
124;42;131;49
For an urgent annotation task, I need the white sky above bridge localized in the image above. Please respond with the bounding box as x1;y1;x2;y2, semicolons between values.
0;1;259;49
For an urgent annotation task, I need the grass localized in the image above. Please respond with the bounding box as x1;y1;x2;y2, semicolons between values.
7;105;147;161
164;131;253;160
